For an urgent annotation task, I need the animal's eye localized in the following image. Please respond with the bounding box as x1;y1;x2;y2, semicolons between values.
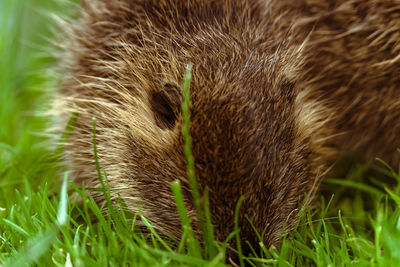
150;83;182;130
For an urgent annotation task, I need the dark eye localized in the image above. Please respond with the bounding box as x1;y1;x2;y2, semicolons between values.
150;83;182;130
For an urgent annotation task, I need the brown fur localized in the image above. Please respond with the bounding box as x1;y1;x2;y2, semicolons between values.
54;0;400;254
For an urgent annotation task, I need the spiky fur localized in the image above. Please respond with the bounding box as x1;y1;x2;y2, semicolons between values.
54;0;400;252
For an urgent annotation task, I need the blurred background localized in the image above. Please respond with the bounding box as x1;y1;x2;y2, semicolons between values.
0;0;74;204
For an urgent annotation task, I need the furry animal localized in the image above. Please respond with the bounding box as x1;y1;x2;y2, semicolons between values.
54;0;400;254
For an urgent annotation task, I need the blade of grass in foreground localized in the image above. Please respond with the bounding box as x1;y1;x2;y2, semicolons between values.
171;181;202;257
181;63;217;259
324;178;383;196
57;172;69;226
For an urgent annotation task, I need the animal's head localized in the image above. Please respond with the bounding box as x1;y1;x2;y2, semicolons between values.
57;0;336;252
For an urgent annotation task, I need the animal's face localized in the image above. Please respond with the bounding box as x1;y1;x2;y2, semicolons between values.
59;26;314;250
58;0;327;252
99;39;315;247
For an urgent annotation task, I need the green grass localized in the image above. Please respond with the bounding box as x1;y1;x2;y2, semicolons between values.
1;0;400;266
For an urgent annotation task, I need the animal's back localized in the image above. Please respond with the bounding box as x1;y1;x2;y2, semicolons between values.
54;0;400;253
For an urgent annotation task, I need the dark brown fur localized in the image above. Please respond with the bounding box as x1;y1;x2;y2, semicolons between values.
54;0;400;254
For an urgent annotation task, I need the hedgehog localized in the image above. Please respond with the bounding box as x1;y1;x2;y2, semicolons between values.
53;0;400;255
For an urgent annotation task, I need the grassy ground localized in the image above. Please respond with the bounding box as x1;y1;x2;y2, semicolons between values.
1;0;400;266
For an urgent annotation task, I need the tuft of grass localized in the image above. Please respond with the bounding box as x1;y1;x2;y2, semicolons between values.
2;0;400;266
